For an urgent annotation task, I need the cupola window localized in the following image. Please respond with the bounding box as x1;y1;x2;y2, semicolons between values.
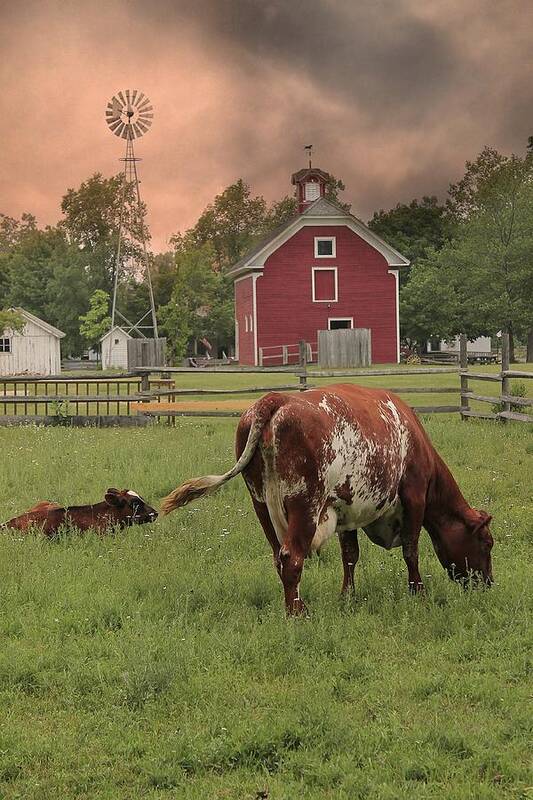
304;181;320;201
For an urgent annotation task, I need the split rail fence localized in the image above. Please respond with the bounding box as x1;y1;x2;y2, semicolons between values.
0;335;530;425
459;333;533;423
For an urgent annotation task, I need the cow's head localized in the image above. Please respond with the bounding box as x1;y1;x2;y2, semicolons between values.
104;489;158;526
441;509;494;585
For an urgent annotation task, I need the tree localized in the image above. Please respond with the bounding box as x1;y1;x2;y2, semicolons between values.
368;196;452;286
159;243;231;360
401;149;533;358
0;308;24;334
60;173;149;294
79;290;111;354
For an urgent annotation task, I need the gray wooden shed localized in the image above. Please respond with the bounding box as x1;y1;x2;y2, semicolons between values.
0;308;65;376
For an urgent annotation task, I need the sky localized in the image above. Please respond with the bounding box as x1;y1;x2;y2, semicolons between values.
1;0;532;252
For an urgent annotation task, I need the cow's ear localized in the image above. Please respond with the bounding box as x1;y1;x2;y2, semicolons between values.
105;489;125;508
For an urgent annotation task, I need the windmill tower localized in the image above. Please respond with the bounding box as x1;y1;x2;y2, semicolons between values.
104;90;159;367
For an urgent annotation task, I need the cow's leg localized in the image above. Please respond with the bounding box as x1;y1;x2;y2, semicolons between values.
399;486;425;593
278;503;316;615
338;529;359;595
250;497;281;577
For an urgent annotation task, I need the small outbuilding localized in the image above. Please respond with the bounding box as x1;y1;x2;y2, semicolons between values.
100;326;132;371
0;308;65;376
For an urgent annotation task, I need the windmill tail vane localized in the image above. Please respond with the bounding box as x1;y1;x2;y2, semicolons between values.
104;89;158;368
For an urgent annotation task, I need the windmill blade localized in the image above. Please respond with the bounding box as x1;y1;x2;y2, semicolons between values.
118;90;127;107
108;119;123;134
115;121;126;138
131;89;138;104
132;122;143;137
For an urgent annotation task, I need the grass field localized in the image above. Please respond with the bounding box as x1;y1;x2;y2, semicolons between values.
0;408;532;798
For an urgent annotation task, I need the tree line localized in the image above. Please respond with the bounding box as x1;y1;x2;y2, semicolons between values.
1;145;532;362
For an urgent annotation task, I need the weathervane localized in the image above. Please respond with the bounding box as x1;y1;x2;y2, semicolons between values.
304;144;313;168
105;90;158;360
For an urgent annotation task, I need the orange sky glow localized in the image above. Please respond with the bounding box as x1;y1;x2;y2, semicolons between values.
1;0;532;251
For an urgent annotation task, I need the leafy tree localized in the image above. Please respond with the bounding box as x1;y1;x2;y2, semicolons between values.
60;173;149;294
368;196;452;286
79;290;111;353
325;174;351;212
159;243;231;360
0;308;24;334
151;252;177;308
401;149;533;359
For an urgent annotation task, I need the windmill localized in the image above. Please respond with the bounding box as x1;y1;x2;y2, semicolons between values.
104;90;158;364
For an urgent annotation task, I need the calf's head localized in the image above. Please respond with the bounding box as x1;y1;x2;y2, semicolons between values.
442;510;494;585
104;489;158;526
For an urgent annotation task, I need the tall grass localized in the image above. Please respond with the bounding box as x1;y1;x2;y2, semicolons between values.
0;416;531;799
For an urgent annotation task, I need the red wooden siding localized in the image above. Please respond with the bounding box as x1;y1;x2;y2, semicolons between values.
234;276;255;365
251;225;398;365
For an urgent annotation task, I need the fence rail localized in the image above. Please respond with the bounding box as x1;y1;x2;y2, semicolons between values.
1;334;530;424
460;333;532;424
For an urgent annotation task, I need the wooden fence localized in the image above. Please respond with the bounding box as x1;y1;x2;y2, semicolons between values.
1;333;530;425
459;333;533;423
0;376;153;418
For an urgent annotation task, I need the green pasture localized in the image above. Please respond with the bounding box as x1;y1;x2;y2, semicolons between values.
0;411;531;798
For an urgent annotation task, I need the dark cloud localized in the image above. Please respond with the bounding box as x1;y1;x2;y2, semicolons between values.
1;0;531;250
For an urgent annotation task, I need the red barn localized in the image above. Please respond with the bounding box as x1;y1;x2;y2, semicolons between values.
228;167;409;366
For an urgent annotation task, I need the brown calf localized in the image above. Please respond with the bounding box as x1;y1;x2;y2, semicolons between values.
3;489;157;537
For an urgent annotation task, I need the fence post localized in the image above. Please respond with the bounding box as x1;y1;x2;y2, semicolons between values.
258;347;263;367
298;340;308;391
501;332;510;421
282;345;288;366
140;372;150;393
459;334;469;416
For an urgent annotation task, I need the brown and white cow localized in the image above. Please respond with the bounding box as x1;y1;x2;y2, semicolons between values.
162;385;493;614
3;489;157;537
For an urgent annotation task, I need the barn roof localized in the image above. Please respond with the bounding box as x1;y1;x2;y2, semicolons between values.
12;308;65;338
227;197;410;278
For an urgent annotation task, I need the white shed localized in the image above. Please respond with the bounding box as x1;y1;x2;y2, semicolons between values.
0;308;65;376
100;326;132;370
428;336;492;354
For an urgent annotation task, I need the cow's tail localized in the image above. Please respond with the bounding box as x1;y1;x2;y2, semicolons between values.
161;393;286;515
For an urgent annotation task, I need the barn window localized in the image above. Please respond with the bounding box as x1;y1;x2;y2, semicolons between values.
314;237;336;258
0;337;11;353
114;338;120;345
312;267;338;302
304;181;320;201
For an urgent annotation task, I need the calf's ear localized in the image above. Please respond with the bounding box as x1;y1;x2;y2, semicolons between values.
105;488;125;508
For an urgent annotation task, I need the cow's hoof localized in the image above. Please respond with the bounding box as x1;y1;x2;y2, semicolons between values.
409;581;425;595
287;598;308;617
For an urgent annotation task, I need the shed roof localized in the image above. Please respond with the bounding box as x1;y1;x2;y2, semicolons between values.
99;326;132;343
10;307;65;338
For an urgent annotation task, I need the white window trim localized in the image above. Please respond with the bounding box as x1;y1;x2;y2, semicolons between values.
314;236;336;258
248;314;253;333
244;315;249;333
328;317;353;330
312;267;338;303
